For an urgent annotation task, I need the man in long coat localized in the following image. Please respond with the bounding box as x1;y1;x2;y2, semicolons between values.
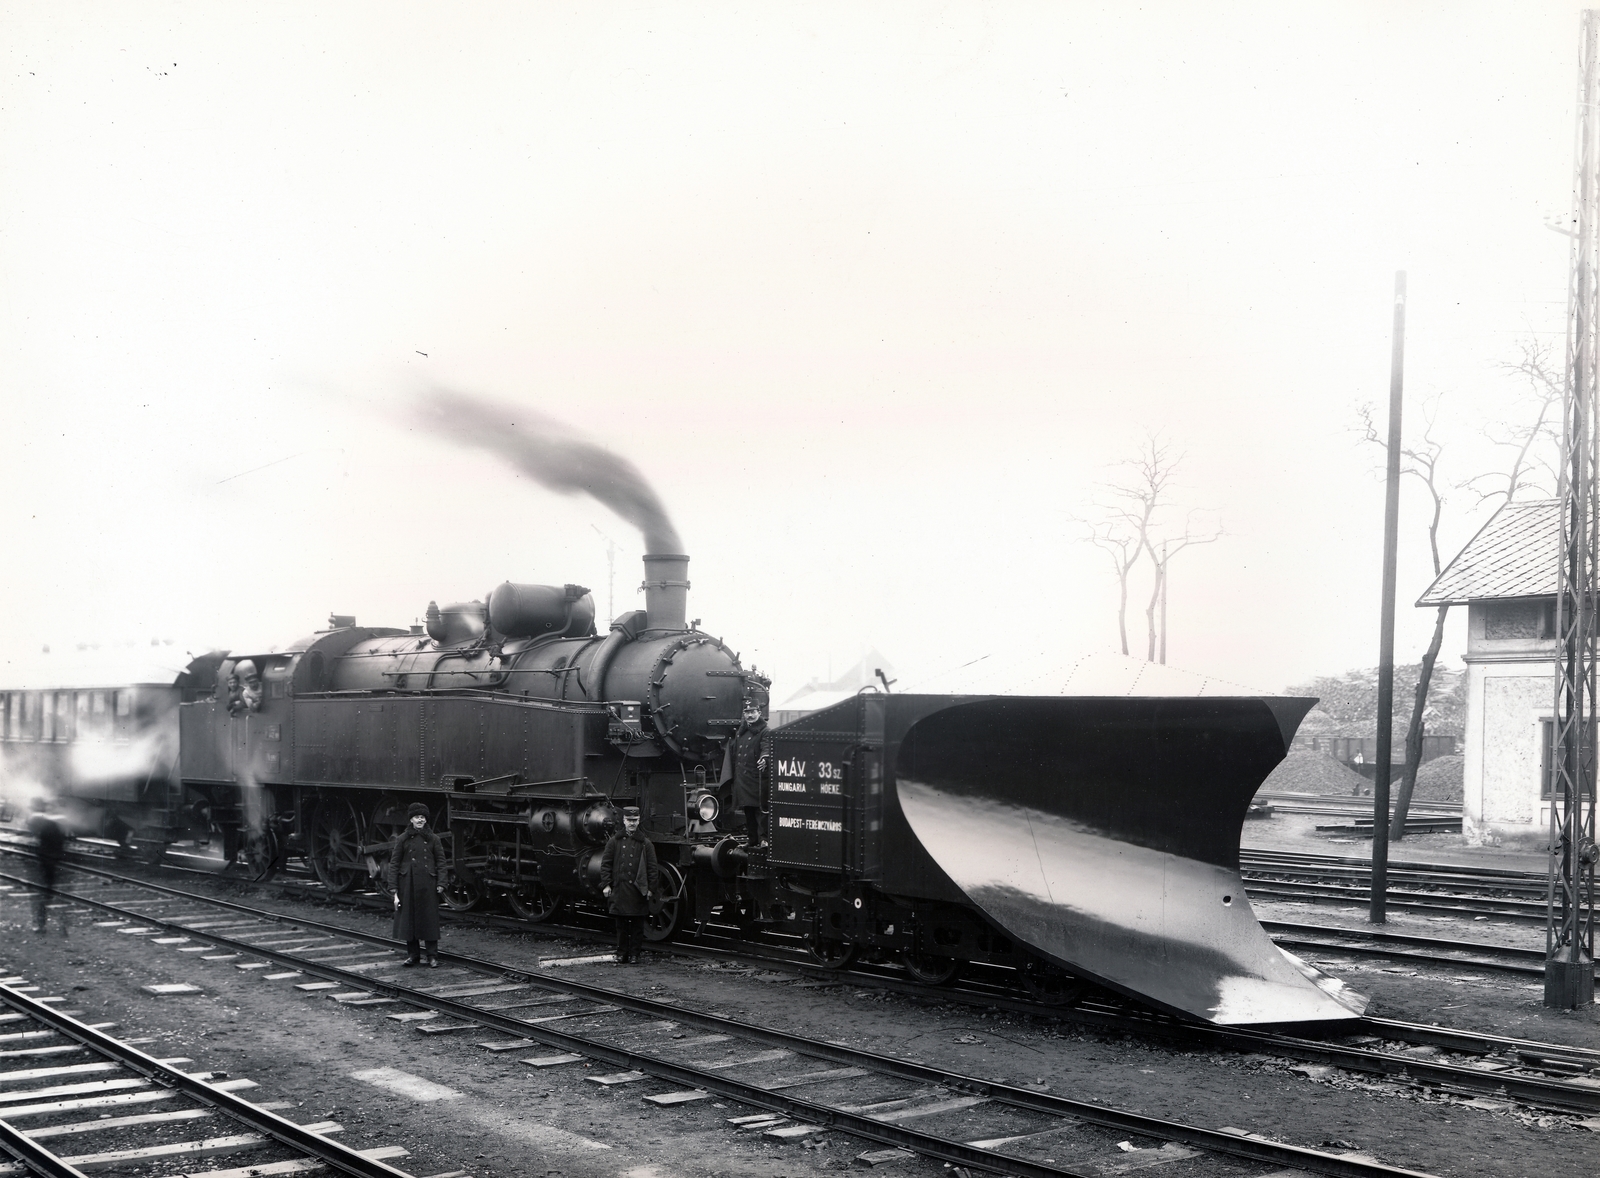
726;699;769;848
600;805;658;963
384;802;448;967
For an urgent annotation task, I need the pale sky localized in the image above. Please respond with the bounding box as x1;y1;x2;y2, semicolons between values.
0;3;1583;700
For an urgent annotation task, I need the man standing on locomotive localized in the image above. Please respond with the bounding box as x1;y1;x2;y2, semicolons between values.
385;803;448;967
600;806;658;964
729;696;769;849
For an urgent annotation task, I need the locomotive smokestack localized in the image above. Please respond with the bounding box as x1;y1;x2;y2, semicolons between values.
641;553;689;631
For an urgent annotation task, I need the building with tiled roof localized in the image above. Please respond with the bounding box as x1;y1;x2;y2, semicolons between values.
1422;499;1559;845
1418;499;1560;605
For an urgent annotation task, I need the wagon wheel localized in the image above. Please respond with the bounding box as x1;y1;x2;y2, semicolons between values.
643;862;687;943
507;880;563;923
239;826;281;883
901;950;962;986
442;874;484;912
802;935;858;971
1017;958;1084;1007
441;841;486;911
308;799;366;893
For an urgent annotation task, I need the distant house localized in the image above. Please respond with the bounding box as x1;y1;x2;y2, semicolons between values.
1420;499;1560;844
772;649;896;727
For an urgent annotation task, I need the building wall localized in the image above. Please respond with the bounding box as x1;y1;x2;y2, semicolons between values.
1461;598;1554;845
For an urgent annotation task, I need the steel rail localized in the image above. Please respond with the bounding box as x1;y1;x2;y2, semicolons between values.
0;984;410;1178
1261;922;1545;976
1269;939;1540;977
0;1118;91;1178
1241;857;1542;883
1357;1016;1600;1064
0;869;1441;1178
8;857;1598;1106
1244;855;1531;877
1241;850;1547;883
1246;875;1551;907
1246;867;1550;901
1245;883;1549;925
1262;921;1544;962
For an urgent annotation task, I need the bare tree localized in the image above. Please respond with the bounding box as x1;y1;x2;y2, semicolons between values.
1083;520;1144;656
1141;515;1222;662
1359;339;1562;840
1359;398;1449;840
1076;433;1220;661
1464;335;1563;506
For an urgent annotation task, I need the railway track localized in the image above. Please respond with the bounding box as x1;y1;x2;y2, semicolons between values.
12;855;1600;1160
175;839;1563;988
0;864;1452;1178
1;831;1562;1027
3;834;1572;1021
1241;849;1553;925
1243;849;1547;895
1253;793;1462;820
1259;921;1544;977
0;980;418;1177
11;831;1552;985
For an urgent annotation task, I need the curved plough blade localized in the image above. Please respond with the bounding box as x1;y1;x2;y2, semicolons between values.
892;695;1367;1025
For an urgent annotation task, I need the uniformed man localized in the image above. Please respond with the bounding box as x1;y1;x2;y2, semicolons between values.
384;803;448;967
600;806;659;963
729;698;769;848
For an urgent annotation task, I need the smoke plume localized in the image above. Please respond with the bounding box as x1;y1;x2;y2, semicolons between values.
414;390;683;554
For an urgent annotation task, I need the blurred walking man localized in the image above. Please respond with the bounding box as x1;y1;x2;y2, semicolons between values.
29;798;67;935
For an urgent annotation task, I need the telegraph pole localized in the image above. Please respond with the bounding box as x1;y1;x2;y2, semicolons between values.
1370;271;1406;925
1546;10;1600;1010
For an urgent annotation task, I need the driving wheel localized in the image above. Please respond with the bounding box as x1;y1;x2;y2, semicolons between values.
308;799;366;893
441;833;488;911
507;880;562;923
643;862;687;943
240;825;281;883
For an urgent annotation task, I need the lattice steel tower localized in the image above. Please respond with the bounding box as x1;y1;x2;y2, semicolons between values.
1546;9;1600;1010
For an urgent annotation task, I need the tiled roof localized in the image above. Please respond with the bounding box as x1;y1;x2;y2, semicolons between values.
1418;499;1560;605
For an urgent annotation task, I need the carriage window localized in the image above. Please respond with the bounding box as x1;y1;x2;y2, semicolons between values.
115;690;131;717
83;690;109;738
0;696;9;740
41;694;55;742
57;693;76;742
20;694;35;741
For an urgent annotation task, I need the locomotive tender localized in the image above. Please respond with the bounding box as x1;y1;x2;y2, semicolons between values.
0;551;1365;1026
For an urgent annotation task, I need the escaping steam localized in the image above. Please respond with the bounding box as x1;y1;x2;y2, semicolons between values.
414;390;683;554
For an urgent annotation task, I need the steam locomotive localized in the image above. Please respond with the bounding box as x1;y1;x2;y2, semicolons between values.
0;552;1365;1027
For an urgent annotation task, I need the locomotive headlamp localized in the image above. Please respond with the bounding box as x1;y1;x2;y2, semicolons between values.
696;793;720;822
